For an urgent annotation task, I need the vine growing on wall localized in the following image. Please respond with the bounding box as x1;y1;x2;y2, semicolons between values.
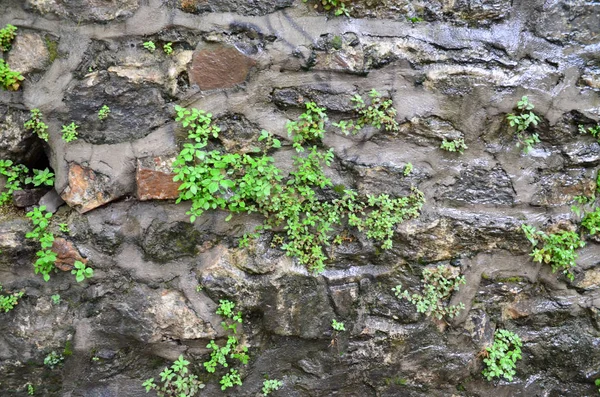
172;95;424;274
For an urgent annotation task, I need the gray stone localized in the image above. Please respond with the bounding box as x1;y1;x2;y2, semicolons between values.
12;187;47;207
6;33;50;75
38;188;65;213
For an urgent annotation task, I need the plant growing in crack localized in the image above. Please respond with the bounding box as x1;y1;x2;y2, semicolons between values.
482;329;522;381
24;109;49;141
440;138;467;154
507;96;540;154
393;265;466;320
142;355;205;397
334;89;399;134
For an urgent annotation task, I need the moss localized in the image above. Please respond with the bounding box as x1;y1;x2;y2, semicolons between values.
63;340;73;356
496;276;525;283
333;184;346;195
44;36;59;63
331;35;343;50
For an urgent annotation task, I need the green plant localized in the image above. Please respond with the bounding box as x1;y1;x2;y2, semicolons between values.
98;105;110;121
203;300;249;390
51;294;61;305
143;41;156;53
71;260;93;282
0;159;28;205
61;122;79;142
25;168;54;187
440;138;468;154
44;351;64;369
27;383;34;395
0;24;17;52
595;378;600;393
59;223;70;234
522;224;585;281
24;109;49;141
163;42;173;55
582;207;600;235
403;163;413;176
26;206;57;281
331;319;345;332
393;265;466;320
143;355;205;396
0;284;24;313
262;379;283;396
303;0;349;16
507;96;541;154
173;104;424;274
482;329;522;381
286;102;328;151
334;89;399;134
0;59;24;91
578;124;600;143
407;16;423;23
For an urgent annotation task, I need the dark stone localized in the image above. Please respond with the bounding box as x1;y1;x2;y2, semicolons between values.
27;0;140;22
0;105;44;165
39;189;65;213
141;220;203;263
177;0;293;16
441;164;515;206
12;188;47;208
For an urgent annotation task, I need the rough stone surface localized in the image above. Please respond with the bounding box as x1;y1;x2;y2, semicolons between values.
136;156;180;201
1;0;600;396
6;32;50;75
51;237;87;271
12;188;47;207
60;163;119;214
189;44;256;90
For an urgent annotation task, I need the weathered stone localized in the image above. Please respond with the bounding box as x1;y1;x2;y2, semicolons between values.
177;0;293;16
329;283;359;317
147;290;216;342
531;169;596;207
12;188;47;208
0;105;43;165
6;33;50;75
136;156;180;201
61;163;118;214
441;164;515;206
38;189;65;213
142;220;203;263
188;45;256;90
27;0;140;22
51;237;87;271
313;34;365;73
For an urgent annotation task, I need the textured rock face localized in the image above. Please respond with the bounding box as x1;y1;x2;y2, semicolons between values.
1;0;600;396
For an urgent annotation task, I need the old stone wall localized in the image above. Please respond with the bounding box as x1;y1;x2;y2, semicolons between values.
1;0;600;396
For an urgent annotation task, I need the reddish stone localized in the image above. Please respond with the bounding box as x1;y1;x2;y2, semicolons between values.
61;163;116;213
51;237;87;272
188;45;256;90
136;156;181;201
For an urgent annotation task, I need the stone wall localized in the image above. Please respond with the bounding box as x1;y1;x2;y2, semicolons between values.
1;0;600;395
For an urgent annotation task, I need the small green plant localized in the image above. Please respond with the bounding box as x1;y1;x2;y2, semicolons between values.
286;102;328;151
331;319;345;332
0;59;24;91
334;89;399;134
440;138;468;154
522;224;585;281
98;105;110;121
27;383;34;395
482;329;522;381
163;42;173;55
303;0;349;16
262;379;283;396
582;207;600;235
24;109;49;141
26;206;57;282
195;285;203;292
403;163;413;176
595;378;600;393
61;122;79;142
393;265;466;320
507;96;541;154
44;351;64;369
407;16;423;23
71;260;93;282
0;159;28;205
143;41;156;53
143;355;205;396
578;124;600;143
203;300;249;390
51;294;61;305
0;24;17;52
25;168;54;187
0;284;24;313
59;223;70;234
